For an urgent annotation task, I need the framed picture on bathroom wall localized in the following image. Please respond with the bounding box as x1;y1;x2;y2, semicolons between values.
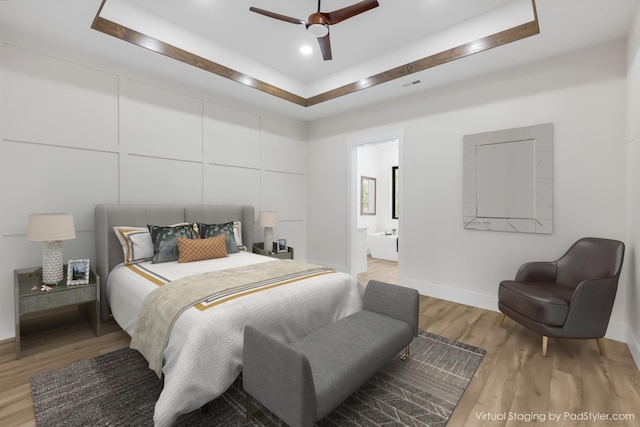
361;176;376;215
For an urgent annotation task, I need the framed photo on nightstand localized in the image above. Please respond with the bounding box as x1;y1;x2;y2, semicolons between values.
67;259;90;285
277;238;287;253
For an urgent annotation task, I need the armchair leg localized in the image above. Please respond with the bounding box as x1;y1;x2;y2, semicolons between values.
498;313;506;327
596;338;607;357
542;336;548;357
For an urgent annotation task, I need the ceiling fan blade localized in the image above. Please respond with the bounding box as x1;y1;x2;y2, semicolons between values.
323;0;379;25
317;33;332;61
249;7;305;25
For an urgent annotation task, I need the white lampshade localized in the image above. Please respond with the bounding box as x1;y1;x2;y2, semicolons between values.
258;211;279;228
27;213;76;241
27;213;76;285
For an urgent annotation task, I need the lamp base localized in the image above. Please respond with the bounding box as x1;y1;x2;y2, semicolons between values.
264;227;274;254
42;240;64;285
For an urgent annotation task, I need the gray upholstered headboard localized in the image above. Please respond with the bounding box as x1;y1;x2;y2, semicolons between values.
95;204;255;321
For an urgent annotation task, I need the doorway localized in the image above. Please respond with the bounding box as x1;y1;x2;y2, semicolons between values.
347;129;404;279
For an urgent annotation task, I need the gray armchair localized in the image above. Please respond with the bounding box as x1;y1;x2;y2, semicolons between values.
498;237;624;357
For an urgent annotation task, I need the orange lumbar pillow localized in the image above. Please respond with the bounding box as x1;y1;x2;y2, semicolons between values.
176;234;228;263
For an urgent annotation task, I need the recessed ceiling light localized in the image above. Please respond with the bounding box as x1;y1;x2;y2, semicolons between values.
300;45;313;55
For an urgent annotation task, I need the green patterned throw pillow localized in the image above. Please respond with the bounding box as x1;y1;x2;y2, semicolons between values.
148;223;195;263
196;222;239;254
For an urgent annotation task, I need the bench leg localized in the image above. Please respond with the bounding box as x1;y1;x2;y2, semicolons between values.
246;392;267;422
246;393;253;421
246;392;261;421
400;344;410;361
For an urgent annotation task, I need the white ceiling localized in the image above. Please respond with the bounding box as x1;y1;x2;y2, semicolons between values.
118;0;517;84
0;0;638;122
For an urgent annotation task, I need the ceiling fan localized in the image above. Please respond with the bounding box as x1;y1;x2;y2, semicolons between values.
249;0;380;61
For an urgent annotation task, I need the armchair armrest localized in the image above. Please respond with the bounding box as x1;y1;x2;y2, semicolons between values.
563;277;619;338
363;280;419;336
514;261;558;282
243;325;316;427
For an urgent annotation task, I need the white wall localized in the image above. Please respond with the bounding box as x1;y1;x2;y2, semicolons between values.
0;39;308;340
626;6;640;365
307;40;629;343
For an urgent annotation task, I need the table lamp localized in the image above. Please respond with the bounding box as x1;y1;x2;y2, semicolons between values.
27;213;76;285
258;211;279;253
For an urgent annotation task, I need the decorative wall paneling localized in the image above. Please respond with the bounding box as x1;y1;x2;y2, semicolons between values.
0;43;308;340
204;102;261;169
2;44;119;149
120;79;204;160
203;164;262;211
119;155;204;205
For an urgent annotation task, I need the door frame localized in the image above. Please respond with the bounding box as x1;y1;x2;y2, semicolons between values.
346;128;405;275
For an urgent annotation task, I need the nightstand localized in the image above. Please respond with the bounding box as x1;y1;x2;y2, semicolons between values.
14;266;100;359
253;242;294;260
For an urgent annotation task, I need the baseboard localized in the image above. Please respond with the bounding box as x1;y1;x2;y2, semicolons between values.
605;320;629;343
402;278;498;312
623;326;640;370
306;259;350;275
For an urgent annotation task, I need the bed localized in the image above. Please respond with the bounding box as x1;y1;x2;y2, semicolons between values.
94;204;363;426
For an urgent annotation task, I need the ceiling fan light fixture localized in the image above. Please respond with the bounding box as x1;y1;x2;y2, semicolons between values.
250;0;380;60
308;23;329;38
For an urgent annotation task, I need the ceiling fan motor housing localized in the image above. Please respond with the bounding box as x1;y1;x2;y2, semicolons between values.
307;14;329;37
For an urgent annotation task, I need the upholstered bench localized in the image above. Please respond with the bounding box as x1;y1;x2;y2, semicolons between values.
242;280;419;427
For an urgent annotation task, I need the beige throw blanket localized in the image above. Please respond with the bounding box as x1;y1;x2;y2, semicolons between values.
130;260;333;377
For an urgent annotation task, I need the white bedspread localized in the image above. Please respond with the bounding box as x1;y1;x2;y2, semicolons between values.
106;252;363;426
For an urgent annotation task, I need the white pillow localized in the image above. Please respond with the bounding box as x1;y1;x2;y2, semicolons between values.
233;221;246;251
113;226;154;265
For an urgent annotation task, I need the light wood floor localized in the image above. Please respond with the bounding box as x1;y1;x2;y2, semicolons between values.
359;257;640;427
1;258;639;426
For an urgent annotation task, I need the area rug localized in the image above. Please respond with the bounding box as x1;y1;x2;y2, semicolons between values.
31;331;485;426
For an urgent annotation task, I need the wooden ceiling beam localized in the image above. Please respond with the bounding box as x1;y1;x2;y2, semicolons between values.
91;0;540;109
